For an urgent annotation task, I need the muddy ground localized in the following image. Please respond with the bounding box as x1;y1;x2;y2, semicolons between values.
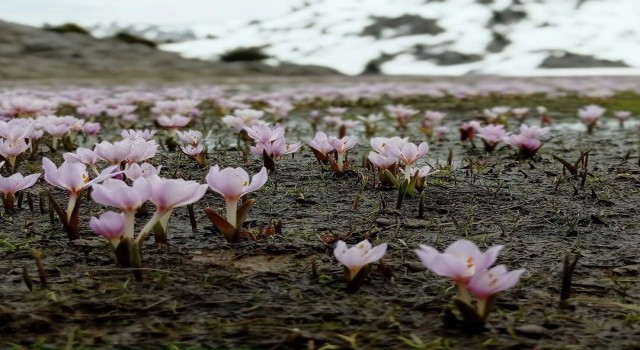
1;86;640;349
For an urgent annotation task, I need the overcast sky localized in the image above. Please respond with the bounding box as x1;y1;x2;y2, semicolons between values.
0;0;301;28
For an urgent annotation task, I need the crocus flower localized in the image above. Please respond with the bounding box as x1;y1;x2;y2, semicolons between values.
614;111;631;128
250;139;301;160
140;175;208;244
459;121;481;141
82;122;101;135
90;211;126;248
91;178;151;237
511;107;529;121
124;162;162;180
384;141;429;180
385;104;417;129
156;114;191;132
0;138;29;171
121;129;156;141
477;125;508;152
467;265;525;318
578;105;605;134
0;169;40;212
415;240;503;303
63;147;100;174
176;130;203;146
334;239;387;283
308;131;335;163
206;166;268;228
327;136;357;174
43;157;118;239
222;109;264;131
244;124;285;144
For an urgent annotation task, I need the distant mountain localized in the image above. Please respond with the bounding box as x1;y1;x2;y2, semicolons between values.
89;23;199;43
160;0;640;75
0;20;338;80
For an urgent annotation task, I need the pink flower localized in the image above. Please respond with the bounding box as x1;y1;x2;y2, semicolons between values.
124;162;162;180
206;166;268;228
250;139;301;159
180;144;205;156
244;124;285;144
459;121;481;141
90;211;125;248
385;104;417;128
334;239;387;281
146;176;208;214
121;129;156;141
504;134;542;156
91;178;151;237
327;136;357;154
308;131;334;155
517;124;549;138
176;130;203;146
0;171;40;195
384;141;429;171
156;114;191;129
368;151;396;170
0;170;40;212
467;265;525;300
370;136;408;157
222;109;264;131
82;122;101;135
415;240;503;286
614;111;631;120
578;105;605;124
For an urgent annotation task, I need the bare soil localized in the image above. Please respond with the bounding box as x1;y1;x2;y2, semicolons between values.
1;86;640;349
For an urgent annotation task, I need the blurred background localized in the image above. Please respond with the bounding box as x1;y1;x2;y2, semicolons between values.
1;0;639;80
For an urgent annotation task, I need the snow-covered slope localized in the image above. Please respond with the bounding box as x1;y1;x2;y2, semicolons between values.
161;0;640;75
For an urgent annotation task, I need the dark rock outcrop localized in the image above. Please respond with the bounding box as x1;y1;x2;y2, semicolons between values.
539;51;630;68
361;15;444;38
0;20;339;80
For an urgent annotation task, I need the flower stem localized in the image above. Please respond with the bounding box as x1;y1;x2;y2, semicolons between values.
225;198;239;228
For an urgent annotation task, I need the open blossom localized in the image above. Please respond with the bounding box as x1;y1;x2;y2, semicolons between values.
0;169;40;211
459;121;481;141
63;147;100;172
385;104;417;128
327;136;357;154
92;178;151;237
181;144;205;156
157;114;191;129
370;136;408;156
90;211;126;248
244;124;285;144
308;131;334;158
578;105;606;124
467;265;525;300
176;130;203;146
125;162;162;180
614;111;631;120
415;240;503;286
121;129;156;141
368;151;396;170
206;166;268;228
477;125;508;151
504;124;549;157
82;122;101;135
511;107;529;120
578;105;605;134
251;138;301;159
222;109;264;131
384;141;429;168
334;239;387;281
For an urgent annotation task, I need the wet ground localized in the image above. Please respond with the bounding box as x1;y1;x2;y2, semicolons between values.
1;86;640;349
